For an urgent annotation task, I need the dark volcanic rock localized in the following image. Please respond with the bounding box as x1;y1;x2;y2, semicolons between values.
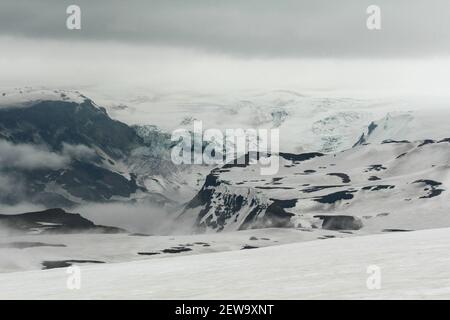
382;139;410;144
0;242;66;249
161;247;193;254
301;185;347;193
315;215;363;230
327;173;351;183
0;208;125;234
413;179;445;199
365;164;387;172
241;245;259;250
240;201;294;230
382;229;413;232
362;185;395;191
137;252;161;256
314;190;357;204
42;260;105;270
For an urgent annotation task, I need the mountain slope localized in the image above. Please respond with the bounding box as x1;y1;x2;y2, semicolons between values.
181;139;450;233
0;89;185;208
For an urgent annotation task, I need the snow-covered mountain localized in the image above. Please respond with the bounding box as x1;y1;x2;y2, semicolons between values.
181;139;450;233
91;89;392;153
2;88;450;238
2;88;450;300
0;89;198;208
354;109;450;146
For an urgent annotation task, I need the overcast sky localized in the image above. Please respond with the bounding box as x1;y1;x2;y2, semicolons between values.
1;0;449;58
1;0;449;94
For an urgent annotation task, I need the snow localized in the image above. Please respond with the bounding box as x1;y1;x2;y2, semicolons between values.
185;139;450;233
0;228;348;273
0;88;87;109
83;88;450;154
1;228;450;299
1;88;450;299
356;108;450;145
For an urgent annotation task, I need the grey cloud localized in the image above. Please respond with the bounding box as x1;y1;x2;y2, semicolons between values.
0;0;449;58
61;143;96;162
0;140;68;170
0;140;96;170
77;202;187;235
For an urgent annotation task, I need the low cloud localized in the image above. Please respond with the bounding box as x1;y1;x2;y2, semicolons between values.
0;140;68;170
61;143;96;161
0;140;96;170
76;202;191;235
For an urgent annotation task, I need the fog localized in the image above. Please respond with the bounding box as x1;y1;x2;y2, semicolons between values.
76;202;192;235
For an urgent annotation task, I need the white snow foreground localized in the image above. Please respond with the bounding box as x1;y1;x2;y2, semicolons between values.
1;228;450;299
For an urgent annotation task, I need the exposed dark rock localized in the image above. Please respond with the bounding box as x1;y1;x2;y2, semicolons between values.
315;215;363;230
161;247;193;254
255;186;294;190
269;198;298;208
314;190;357;204
365;164;387;172
0;208;125;234
438;138;450;144
301;185;347;193
382;229;413;232
137;252;161;256
42;260;105;270
279;152;324;163
376;212;390;217
413;180;445;198
362;185;395;191
382;139;410;144
0;242;66;249
418;139;435;147
327;173;351;183
241;245;259;250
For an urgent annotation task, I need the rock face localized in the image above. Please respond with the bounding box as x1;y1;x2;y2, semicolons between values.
315;215;363;230
0;208;125;234
181;140;450;233
0;92;182;208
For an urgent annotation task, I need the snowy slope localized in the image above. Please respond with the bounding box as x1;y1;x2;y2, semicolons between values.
88;89;392;153
355;109;450;146
0;88;87;109
0;228;348;273
182;139;450;233
1;227;450;299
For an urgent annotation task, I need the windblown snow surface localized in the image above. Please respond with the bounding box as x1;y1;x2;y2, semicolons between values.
1;228;450;299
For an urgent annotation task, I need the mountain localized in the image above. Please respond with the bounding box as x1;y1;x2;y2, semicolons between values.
96;89;383;154
354;109;450;146
0;89;187;208
180;139;450;233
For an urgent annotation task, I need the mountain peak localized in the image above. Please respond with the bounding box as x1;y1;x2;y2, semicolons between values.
0;88;89;109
